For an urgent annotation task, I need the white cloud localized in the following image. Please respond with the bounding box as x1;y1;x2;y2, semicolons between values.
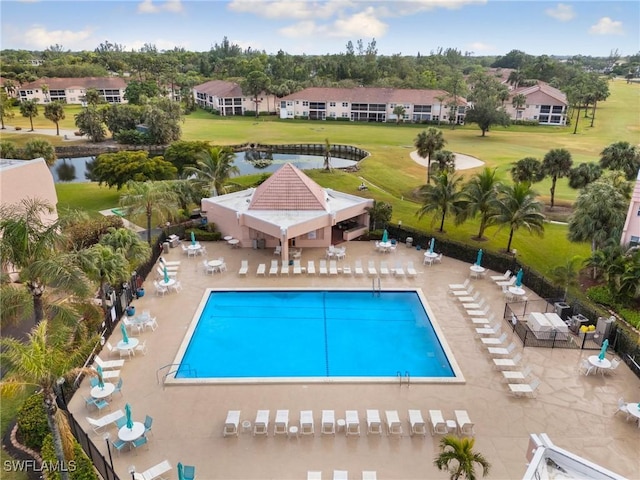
279;8;387;39
544;3;575;22
376;0;486;17
228;0;354;19
137;0;183;14
466;42;493;53
589;17;624;35
22;25;94;49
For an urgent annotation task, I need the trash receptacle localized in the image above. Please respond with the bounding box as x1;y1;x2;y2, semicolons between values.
252;239;258;250
162;242;170;254
406;237;413;248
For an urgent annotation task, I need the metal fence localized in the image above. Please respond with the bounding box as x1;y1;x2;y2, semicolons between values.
68;412;120;480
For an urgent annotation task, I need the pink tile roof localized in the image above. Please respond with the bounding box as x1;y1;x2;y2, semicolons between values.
193;80;243;98
512;82;567;104
281;87;467;106
249;163;327;211
20;77;127;90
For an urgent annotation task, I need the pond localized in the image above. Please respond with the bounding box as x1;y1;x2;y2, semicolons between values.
49;152;359;183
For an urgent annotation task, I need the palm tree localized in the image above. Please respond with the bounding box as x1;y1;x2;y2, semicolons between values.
119;181;179;244
1;320;99;480
19;99;39;131
549;256;582;300
0;140;19;158
510;157;545;184
489;182;545;253
417;171;464;233
431;150;456;175
511;93;526;120
0;91;15;129
435;93;448;125
24;138;57;166
323;138;332;171
414;127;446;184
434;435;491;480
44;100;66;136
459;168;500;240
365;200;392;231
99;227;151;268
78;243;129;312
184;146;239;197
392;105;406;124
542;148;573;209
0;199;92;323
599;141;640;181
568;163;602;189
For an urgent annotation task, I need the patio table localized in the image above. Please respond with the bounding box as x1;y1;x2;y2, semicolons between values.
90;382;115;399
118;421;145;442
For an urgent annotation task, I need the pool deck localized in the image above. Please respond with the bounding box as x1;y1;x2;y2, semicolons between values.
69;240;640;480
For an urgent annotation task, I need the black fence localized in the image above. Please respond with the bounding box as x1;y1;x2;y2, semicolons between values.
68;413;120;480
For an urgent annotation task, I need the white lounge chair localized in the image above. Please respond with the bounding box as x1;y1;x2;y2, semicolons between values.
223;410;240;437
467;307;490;317
293;260;302;275
319;260;328;275
488;342;517;356
354;260;364;276
138;460;172;480
367;260;377;277
366;409;382;435
345;410;360;436
158;257;180;266
379;261;389;276
280;260;289;276
300;410;314;435
448;278;470;291
94;354;125;370
254;410;270;436
321;410;335;435
408;409;426;436
394;261;405;277
362;471;377;480
456;291;480;303
329;260;338;276
491;270;512;281
502;366;533;382
342;264;352;275
406;261;417;278
451;284;475;297
428;410;448;435
464;297;486;310
497;276;517;288
509;378;541;398
91;366;120;379
307;472;322;480
333;471;348;480
385;410;402;436
480;332;508;346
86;410;125;434
475;322;502;336
307;260;316;275
238;260;249;276
256;263;266;276
156;266;177;278
454;410;475;436
493;353;523;370
268;260;279;276
274;409;289;435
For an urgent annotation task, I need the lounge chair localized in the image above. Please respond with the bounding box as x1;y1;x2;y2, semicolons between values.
333;471;348;480
321;410;335;435
450;284;474;297
408;409;426;436
428;410;448;435
502;366;533;382
156;266;178;278
457;291;480;303
394;261;405;277
362;472;377;480
94;354;125;370
367;260;377;277
467;307;490;317
488;342;517;356
491;270;512;282
448;278;470;291
307;472;322;480
480;332;508;346
256;263;266;276
385;410;402;436
159;257;180;266
354;260;364;276
345;410;360;436
274;409;289;435
493;353;523;370
280;260;289;276
238;260;249;276
293;260;302;275
307;260;316;275
366;409;382;435
91;366;120;379
454;410;475;435
300;410;314;435
138;460;171;480
274;245;281;256
406;261;417;278
223;410;240;437
254;410;270;436
86;410;125;435
509;378;541;398
475;322;502;336
496;276;517;288
463;297;486;310
329;260;338;275
269;260;279;276
379;261;389;276
342;264;352;275
319;260;328;275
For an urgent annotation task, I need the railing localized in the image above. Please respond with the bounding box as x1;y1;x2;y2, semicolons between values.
68;413;120;480
156;363;197;389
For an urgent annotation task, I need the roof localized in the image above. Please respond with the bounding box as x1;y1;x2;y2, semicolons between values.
193;80;244;98
19;77;127;90
281;87;467;106
249;163;327;211
512;82;567;104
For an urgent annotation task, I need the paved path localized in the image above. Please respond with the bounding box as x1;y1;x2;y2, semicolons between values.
99;209;145;233
3;125;86;142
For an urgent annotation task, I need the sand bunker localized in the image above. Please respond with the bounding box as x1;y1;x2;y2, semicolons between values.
410;151;484;170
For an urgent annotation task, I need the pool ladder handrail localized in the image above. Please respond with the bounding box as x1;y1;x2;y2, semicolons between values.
156;363;197;389
372;277;381;297
396;370;410;386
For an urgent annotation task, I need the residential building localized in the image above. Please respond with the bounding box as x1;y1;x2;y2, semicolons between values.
278;87;468;124
17;77;128;104
504;82;569;126
621;169;640;248
193;80;277;115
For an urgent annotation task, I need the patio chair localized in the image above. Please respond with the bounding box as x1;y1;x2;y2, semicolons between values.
300;410;314;435
144;415;154;437
451;284;475;297
448;278;470;291
238;260;249;276
502;366;533;382
434;253;443;264
319;260;328;275
493;353;523;370
606;358;622;375
132;434;149;452
496;276;517;288
342;264;352;275
256;263;266;276
135;340;148;355
110;437;128;456
269;260;279;276
345;410;360;436
83;394;110;412
508;378;541;398
94;354;125;370
615;398;632;421
153;281;168;296
354;260;364;276
454;410;475;436
181;244;189;256
408;409;426;436
307;260;316;275
217;257;227;272
123;316;144;334
203;260;214;275
463;298;486;310
366;409;382;435
467;307;490;317
182;465;196;480
86;410;125;435
367;260;377;277
406;261;417;278
480;332;508;346
89;376;100;388
394;261;405;277
139;460;171;480
321;410;335;435
385;410;402;436
115;416;128;429
223;410;240;437
379;261;389;276
274;409;289;436
428;410;448;435
113;377;124;397
274;245;281;256
457;291;481;303
254;410;270;436
280;260;289;276
488;342;517;357
336;248;346;261
143;316;158;332
329;260;338;275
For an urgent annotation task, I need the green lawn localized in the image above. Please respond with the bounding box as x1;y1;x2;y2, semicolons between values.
0;391;32;480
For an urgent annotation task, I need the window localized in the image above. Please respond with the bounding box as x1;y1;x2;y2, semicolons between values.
389;103;396;108
342;102;349;107
329;112;336;117
341;112;349;118
540;105;551;114
329;102;336;107
550;115;562;124
302;101;309;106
637;207;640;216
280;101;286;108
539;115;549;123
552;105;563;113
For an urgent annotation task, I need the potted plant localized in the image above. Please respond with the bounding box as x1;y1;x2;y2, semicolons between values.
126;305;136;317
136;287;145;298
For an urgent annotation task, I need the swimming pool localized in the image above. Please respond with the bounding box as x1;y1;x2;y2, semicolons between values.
168;289;464;384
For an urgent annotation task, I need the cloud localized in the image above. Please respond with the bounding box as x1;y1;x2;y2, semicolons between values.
279;8;387;39
589;17;624;35
228;0;354;20
22;25;94;49
376;0;486;16
138;0;183;14
466;42;493;53
544;3;575;22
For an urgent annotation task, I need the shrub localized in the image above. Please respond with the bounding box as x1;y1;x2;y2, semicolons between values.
114;129;146;145
41;434;99;480
16;393;48;451
619;308;640;329
185;227;221;242
586;286;616;306
65;215;124;250
14;126;22;131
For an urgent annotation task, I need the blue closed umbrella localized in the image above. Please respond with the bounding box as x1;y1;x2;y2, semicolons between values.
190;231;196;246
598;338;609;361
125;403;133;429
177;463;185;480
476;249;483;266
429;237;435;254
515;269;524;287
381;229;388;243
96;365;105;389
120;322;129;344
163;265;169;284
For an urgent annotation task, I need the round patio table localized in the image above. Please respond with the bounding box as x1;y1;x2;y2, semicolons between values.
159;278;176;289
90;382;115;399
508;286;526;296
625;403;640;421
588;355;611;375
470;265;486;278
223;236;233;241
118;422;145;442
228;239;240;248
116;337;139;353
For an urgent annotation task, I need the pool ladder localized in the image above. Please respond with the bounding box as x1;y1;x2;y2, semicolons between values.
396;371;411;386
372;277;381;297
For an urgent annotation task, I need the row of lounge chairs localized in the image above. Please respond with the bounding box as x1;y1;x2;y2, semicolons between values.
308;471;376;480
250;260;418;278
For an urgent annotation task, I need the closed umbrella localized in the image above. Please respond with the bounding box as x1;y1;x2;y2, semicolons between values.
515;269;524;287
125;403;133;429
96;365;105;389
190;231;196;246
120;322;129;344
476;249;483;266
177;463;185;480
381;229;388;243
598;338;609;361
163;265;169;284
429;237;435;254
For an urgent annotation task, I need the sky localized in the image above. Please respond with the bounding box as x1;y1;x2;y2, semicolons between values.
1;0;639;58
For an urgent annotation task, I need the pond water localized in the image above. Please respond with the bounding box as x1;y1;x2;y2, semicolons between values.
49;152;358;183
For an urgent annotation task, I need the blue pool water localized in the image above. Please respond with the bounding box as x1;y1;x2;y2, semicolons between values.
176;290;455;379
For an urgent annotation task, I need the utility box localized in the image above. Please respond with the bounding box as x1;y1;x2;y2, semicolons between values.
406;237;413;248
554;302;571;321
595;316;615;346
569;314;590;334
252;239;258;250
162;242;170;254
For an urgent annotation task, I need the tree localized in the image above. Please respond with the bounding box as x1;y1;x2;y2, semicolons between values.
119;181;179;244
43;101;66;136
78;244;128;312
99;226;151;269
124;80;160;104
392;105;406;124
103;103;143;138
417;171;465;233
463;101;510;137
19;99;39;131
434;435;491;480
83;88;102;106
510;157;545;184
599;141;640;181
184;146;239;197
74;106;107;142
414;128;446;184
511;93;526;120
588;76;610;127
489;182;545;253
163;140;211;176
89;151;178;189
459;167;500;240
1;320;99;480
142;97;182;145
549;256;582;301
0;91;15;129
542;148;573;209
0;140;19;159
323;138;332;171
365;200;392;231
23;139;56;166
568;163;602;189
242;71;271;117
431;150;456;175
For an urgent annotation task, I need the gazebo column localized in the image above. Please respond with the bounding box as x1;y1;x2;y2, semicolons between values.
280;227;289;263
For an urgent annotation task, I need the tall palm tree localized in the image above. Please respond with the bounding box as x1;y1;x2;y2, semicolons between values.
99;227;151;268
549;256;582;301
323;138;332;171
489;182;545;253
431;150;456;175
510;157;544;184
184;146;239;197
24;138;57;166
19;99;39;131
511;93;526;120
599;141;640;181
0;91;15;129
1;320;99;480
78;243;129;312
44;100;66;136
365;200;392;231
119;181;179;244
459;168;500;240
416;171;464;233
434;435;491;480
542;148;573;209
568;162;602;189
414;127;446;184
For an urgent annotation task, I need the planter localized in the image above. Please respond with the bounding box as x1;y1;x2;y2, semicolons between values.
136;288;145;298
126;306;136;317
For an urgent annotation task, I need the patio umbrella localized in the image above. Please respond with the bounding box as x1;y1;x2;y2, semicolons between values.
381;229;388;243
120;322;129;344
163;265;169;284
177;463;185;480
598;338;609;361
191;231;196;246
515;269;524;287
476;249;483;266
124;403;133;429
96;365;105;389
429;237;435;254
